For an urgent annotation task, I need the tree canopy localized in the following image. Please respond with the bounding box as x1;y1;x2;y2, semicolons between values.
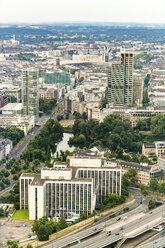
22;119;63;163
0;127;24;146
150;114;165;134
32;216;68;241
69;114;142;153
39;98;56;114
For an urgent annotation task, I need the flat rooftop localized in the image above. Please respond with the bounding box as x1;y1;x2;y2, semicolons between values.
0;103;22;111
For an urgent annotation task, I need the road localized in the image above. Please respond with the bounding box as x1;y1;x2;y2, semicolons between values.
139;237;165;248
70;206;165;248
41;189;153;248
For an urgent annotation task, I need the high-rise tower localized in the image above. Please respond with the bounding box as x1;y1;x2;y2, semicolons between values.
108;51;133;106
22;69;39;123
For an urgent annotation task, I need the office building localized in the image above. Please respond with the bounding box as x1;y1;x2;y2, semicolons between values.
108;51;133;106
20;150;122;220
76;168;121;207
133;78;143;106
22;69;39;123
108;64;125;105
20;168;95;220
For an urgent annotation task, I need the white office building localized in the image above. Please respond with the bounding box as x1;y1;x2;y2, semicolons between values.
20;168;96;220
20;156;121;220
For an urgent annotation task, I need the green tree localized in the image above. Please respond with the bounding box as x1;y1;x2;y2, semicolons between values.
26;245;33;248
33;159;40;166
37;225;49;241
140;184;148;196
159;182;165;193
136;119;150;131
151;114;165;134
57;115;63;121
127;168;137;178
80;213;88;220
59;217;68;229
144;74;150;87
150;177;159;191
143;90;149;107
7;240;19;248
148;199;155;210
79;77;84;83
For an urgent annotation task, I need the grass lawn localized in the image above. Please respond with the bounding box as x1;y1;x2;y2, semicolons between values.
12;210;29;221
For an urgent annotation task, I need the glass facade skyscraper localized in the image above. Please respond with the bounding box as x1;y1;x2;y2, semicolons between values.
108;51;133;106
22;69;39;123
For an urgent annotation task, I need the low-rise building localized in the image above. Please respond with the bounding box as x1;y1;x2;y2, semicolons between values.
158;157;165;173
39;87;59;100
142;144;156;159
0;139;13;160
0;103;35;135
0;114;34;135
155;142;165;157
4;88;21;102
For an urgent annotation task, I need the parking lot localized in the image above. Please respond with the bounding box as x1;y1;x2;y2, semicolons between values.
0;219;33;247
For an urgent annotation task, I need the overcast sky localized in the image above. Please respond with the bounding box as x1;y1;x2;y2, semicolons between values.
0;0;165;23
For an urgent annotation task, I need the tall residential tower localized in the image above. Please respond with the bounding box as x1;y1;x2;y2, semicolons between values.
22;69;39;124
108;51;133;106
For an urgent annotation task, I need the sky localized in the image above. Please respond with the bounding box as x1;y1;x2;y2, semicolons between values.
0;0;165;24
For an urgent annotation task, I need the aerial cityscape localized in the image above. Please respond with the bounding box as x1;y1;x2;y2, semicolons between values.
0;1;165;248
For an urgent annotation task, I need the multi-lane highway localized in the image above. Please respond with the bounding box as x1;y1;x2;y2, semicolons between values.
70;207;165;248
41;189;158;248
139;237;165;248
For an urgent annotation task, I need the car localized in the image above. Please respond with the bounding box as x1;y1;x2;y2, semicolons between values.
106;231;111;236
149;211;153;214
93;228;97;231
115;233;120;235
117;217;121;221
120;226;123;230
